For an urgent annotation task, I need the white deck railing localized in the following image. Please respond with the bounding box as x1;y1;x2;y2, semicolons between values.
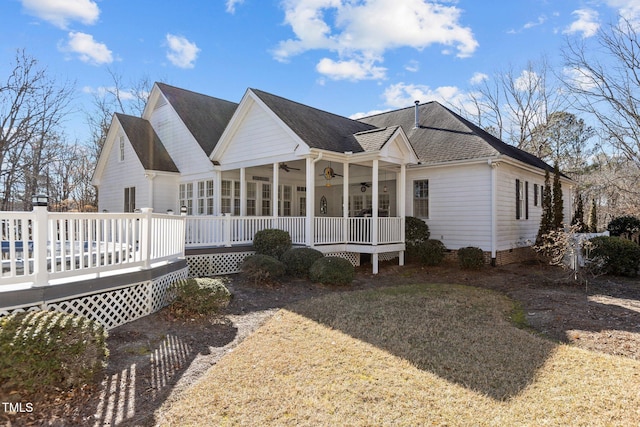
1;208;185;288
185;215;404;248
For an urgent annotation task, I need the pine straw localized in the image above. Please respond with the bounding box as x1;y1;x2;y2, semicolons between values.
158;284;640;426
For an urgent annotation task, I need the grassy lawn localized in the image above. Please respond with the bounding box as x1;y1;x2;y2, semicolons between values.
158;284;640;426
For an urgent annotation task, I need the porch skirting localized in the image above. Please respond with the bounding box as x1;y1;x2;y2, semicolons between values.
0;260;188;330
184;244;405;277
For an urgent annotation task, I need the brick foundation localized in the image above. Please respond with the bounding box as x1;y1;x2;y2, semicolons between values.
446;246;536;266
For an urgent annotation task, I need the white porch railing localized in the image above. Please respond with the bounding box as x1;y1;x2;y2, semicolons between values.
185;215;404;247
1;208;185;288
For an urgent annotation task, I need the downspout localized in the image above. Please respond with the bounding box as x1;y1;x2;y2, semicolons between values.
489;159;498;266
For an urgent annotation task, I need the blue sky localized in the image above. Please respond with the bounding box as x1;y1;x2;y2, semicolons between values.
0;0;636;143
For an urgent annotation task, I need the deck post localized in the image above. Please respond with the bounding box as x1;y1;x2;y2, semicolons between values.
223;213;232;247
33;205;49;287
140;208;153;269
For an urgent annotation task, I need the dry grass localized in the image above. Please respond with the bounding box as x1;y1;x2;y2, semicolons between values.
158;284;640;426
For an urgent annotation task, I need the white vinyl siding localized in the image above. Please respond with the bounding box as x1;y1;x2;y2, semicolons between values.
406;163;491;251
219;101;303;167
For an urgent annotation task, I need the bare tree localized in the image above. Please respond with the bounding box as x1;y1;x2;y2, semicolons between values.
466;58;567;150
86;68;153;159
0;50;74;210
562;18;640;198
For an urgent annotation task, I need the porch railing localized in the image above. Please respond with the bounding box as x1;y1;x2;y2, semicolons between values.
185;215;404;248
1;208;185;288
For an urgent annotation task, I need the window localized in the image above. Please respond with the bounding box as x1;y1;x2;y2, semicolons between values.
261;183;271;215
413;180;429;218
221;180;232;214
246;182;256;216
279;185;292;216
516;180;529;220
206;180;214;215
379;193;390;215
534;184;539;207
124;187;135;212
197;181;206;215
119;136;125;162
179;183;193;215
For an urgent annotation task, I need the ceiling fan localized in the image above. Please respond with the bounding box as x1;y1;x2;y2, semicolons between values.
279;163;301;172
320;162;343;180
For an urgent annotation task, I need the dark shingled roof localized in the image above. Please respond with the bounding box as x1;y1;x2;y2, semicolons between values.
116;113;179;173
157;82;238;156
359;101;554;171
251;89;376;153
354;126;401;152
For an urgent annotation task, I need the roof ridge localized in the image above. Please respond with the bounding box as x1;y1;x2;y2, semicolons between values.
156;82;237;105
358;100;438;120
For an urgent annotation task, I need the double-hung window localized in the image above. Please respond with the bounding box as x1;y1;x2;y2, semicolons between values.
516;179;529;220
413;180;429;218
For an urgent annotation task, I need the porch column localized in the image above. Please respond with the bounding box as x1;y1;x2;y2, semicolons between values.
342;161;349;243
240;167;246;216
305;157;314;247
398;163;406;266
213;170;222;215
372;159;379;274
272;163;279;218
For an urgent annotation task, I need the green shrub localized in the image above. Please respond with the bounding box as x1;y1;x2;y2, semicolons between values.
241;254;286;285
458;246;485;269
0;311;108;393
253;229;292;259
281;247;324;277
412;239;446;266
168;278;232;319
309;256;355;286
607;215;640;240
587;236;640;277
405;217;431;262
405;216;430;245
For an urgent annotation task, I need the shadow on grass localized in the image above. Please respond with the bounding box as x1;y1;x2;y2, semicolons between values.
92;314;237;427
288;283;557;401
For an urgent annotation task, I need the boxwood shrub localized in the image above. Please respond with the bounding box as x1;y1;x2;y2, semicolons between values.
309;256;355;286
0;311;108;393
241;254;286;285
587;236;640;277
253;229;292;260
457;246;485;269
281;247;324;277
168;278;232;319
412;239;446;266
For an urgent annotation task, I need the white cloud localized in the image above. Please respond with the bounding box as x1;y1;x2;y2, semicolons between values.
350;109;390;119
563;9;600;38
469;72;488;85
21;0;99;29
61;32;113;65
514;69;541;92
82;85;137;100
226;0;244;14
273;0;478;81
382;82;467;108
563;67;598;91
165;34;200;69
405;60;420;73
606;0;640;26
316;57;386;80
523;15;548;30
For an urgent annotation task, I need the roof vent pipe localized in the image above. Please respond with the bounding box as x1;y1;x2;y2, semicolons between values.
414;100;420;129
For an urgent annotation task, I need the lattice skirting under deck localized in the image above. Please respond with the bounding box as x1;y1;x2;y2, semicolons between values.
325;252;361;266
186;251;255;277
0;267;188;330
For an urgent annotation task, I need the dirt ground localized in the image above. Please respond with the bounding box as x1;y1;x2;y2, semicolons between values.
3;260;640;426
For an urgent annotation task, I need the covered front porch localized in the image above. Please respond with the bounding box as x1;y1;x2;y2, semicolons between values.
183;146;414;273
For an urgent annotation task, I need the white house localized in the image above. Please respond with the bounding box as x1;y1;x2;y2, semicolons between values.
92;82;573;269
